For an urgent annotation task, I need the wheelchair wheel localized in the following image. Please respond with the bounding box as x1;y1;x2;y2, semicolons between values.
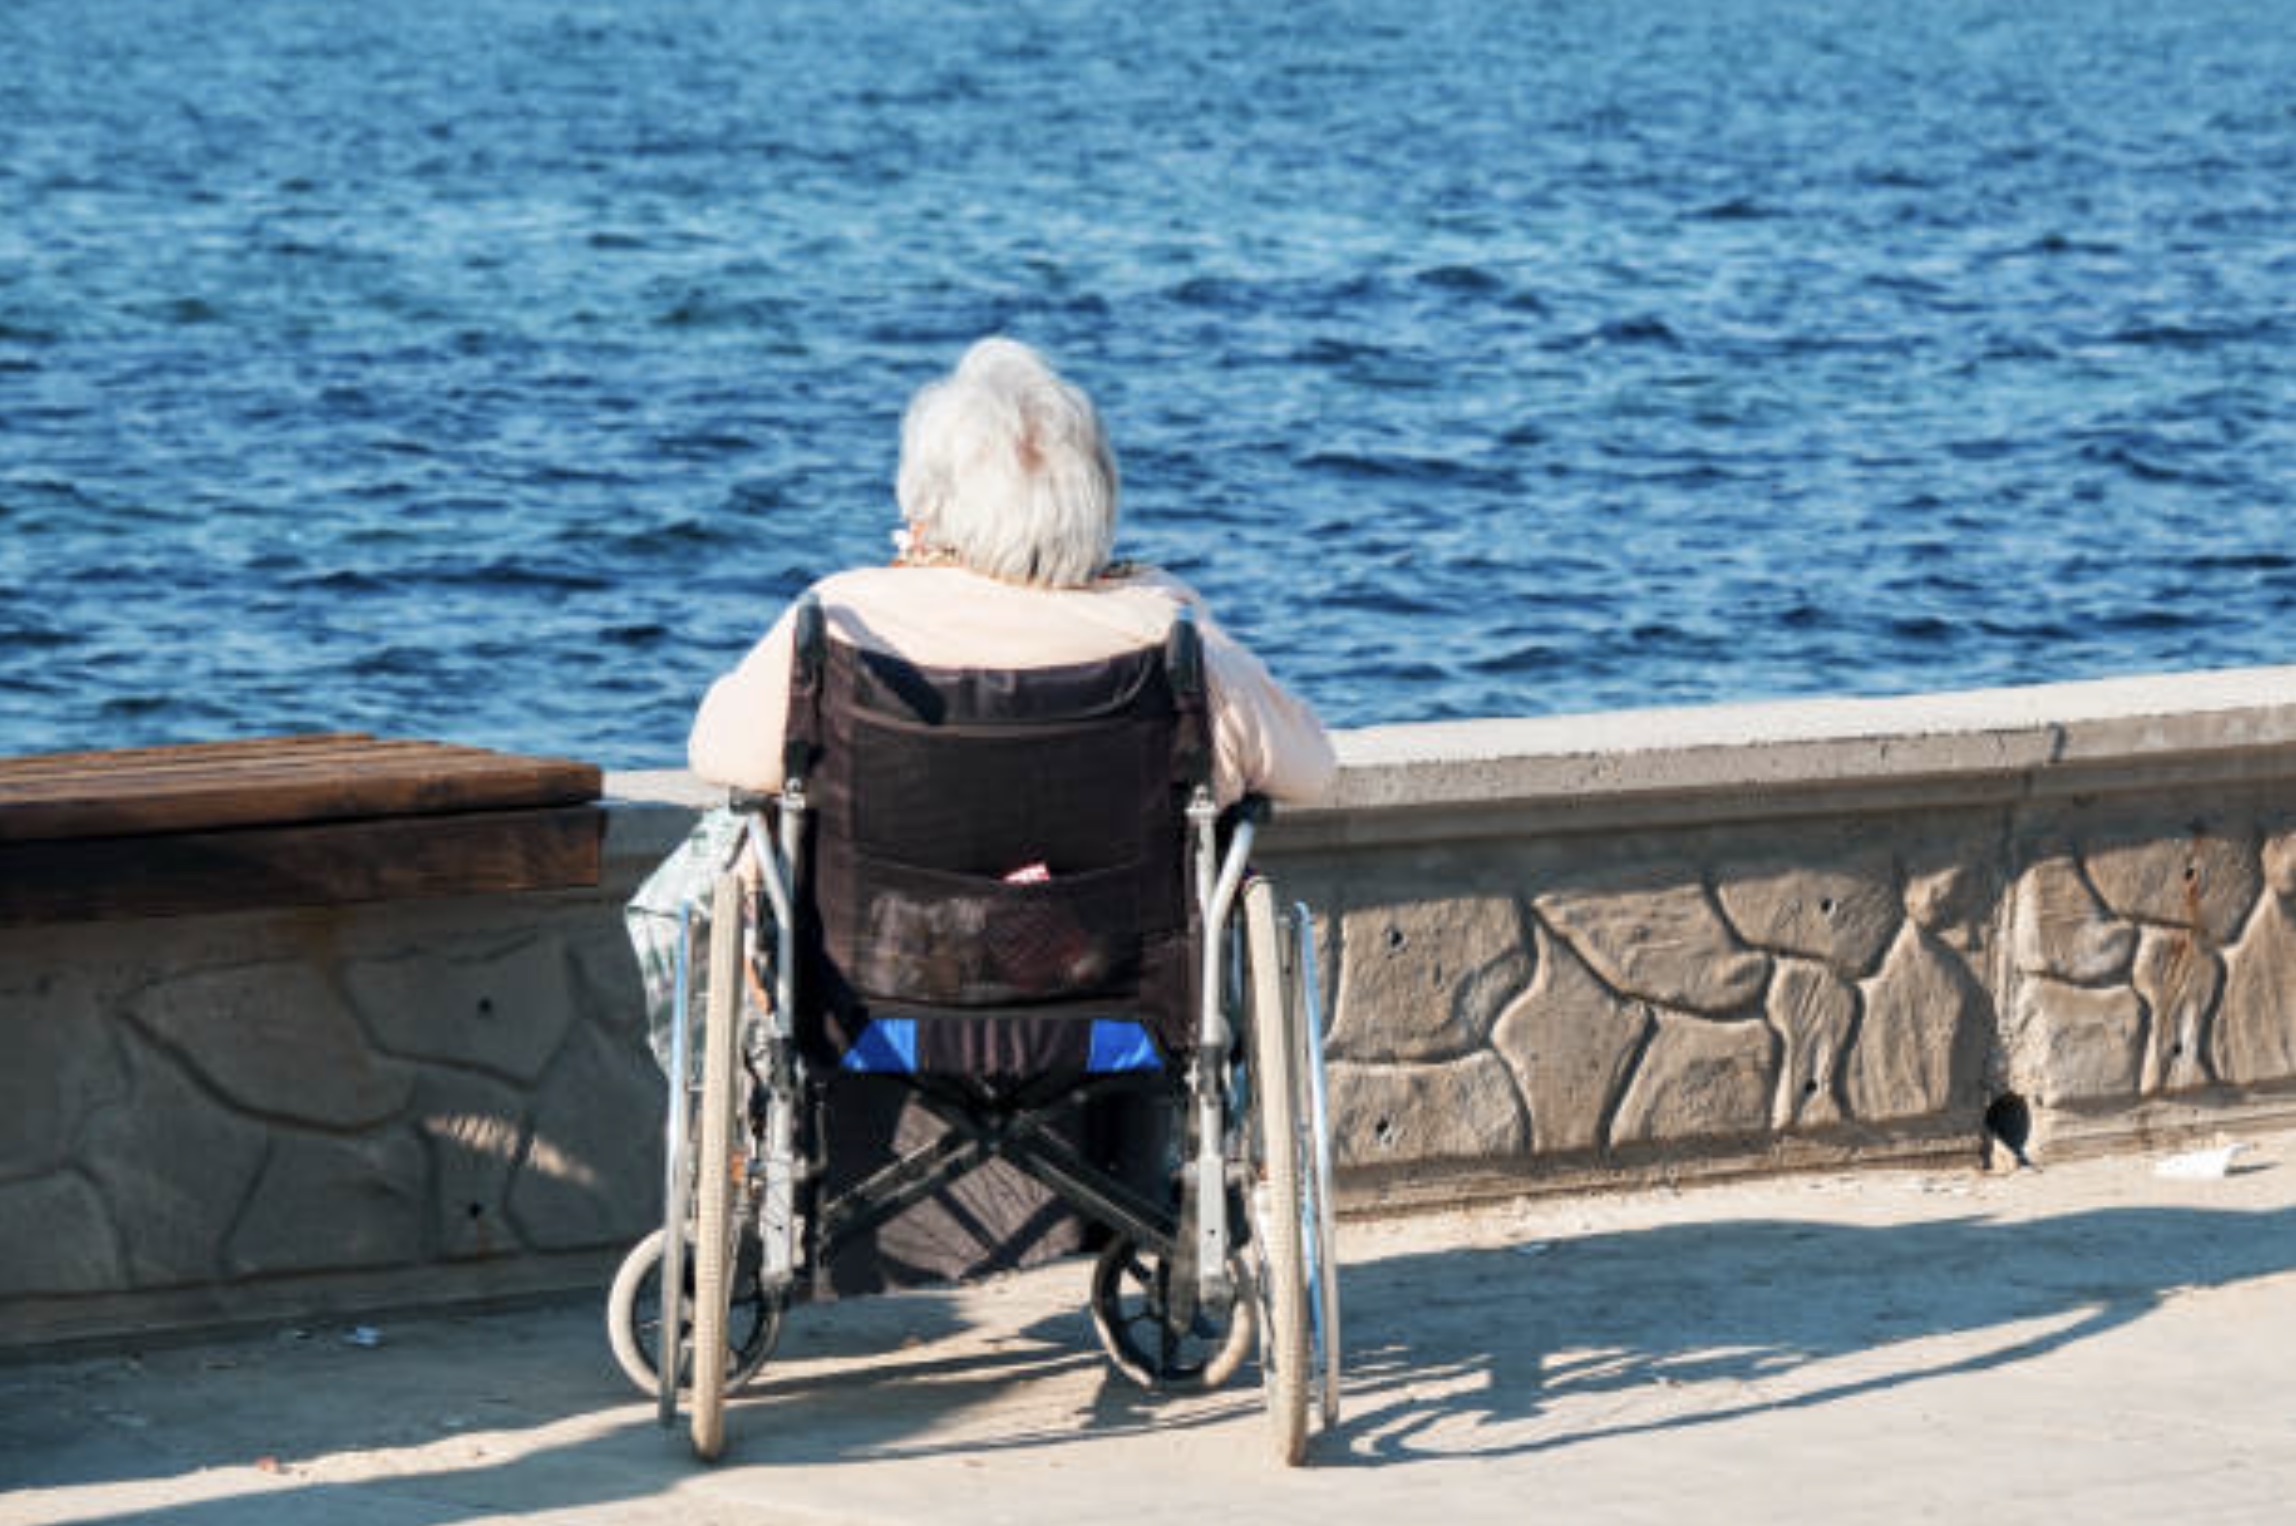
1243;877;1310;1465
688;871;746;1463
1089;1238;1256;1392
1293;904;1345;1434
607;1227;782;1399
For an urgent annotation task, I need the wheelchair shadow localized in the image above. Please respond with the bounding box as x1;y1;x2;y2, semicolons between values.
1309;1198;2296;1465
727;1295;1268;1460
13;1196;2294;1521
706;1195;2296;1467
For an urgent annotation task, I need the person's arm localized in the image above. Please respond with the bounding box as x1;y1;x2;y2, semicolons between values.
686;606;799;791
1200;617;1338;805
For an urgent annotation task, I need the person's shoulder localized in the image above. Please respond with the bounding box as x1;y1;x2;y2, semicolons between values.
802;563;952;619
768;566;922;653
1097;562;1201;606
808;564;908;599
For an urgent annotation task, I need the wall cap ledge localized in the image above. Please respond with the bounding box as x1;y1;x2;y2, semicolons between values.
606;664;2296;850
1323;663;2296;820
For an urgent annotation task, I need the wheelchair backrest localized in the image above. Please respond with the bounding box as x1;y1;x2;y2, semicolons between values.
784;627;1208;1070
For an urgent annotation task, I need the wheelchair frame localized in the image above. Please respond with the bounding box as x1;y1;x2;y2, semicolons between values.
606;639;1340;1467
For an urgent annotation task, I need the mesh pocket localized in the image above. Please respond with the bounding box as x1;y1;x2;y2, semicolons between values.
840;860;1143;1006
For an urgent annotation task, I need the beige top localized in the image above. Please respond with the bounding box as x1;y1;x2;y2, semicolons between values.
688;564;1337;805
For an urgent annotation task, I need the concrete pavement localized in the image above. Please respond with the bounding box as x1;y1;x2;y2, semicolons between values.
6;1133;2295;1525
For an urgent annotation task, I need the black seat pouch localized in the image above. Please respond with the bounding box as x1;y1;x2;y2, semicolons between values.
791;636;1206;1075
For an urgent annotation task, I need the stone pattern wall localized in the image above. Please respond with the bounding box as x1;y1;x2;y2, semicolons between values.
11;743;2296;1345
0;865;667;1346
2002;797;2296;1121
1270;788;2296;1200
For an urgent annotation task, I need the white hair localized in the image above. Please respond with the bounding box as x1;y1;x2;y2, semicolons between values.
895;337;1118;588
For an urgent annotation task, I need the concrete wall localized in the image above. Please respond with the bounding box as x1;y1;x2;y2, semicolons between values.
1278;666;2296;1207
8;665;2296;1347
0;806;691;1350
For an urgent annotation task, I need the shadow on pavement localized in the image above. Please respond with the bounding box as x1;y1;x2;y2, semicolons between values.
10;1200;2293;1520
1317;1201;2296;1463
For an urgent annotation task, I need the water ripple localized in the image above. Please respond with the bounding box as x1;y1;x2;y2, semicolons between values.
0;0;2289;766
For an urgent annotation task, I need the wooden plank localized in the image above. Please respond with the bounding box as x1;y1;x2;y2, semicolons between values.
0;750;592;804
0;742;602;843
0;807;605;926
0;752;601;826
0;737;509;789
1;752;598;804
0;734;383;777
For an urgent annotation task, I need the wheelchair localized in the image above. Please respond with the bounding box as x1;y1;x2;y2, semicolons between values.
606;598;1341;1465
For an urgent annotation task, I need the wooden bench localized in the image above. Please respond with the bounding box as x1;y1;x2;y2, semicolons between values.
0;734;605;925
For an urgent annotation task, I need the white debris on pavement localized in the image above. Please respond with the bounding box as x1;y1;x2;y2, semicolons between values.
2155;1142;2250;1180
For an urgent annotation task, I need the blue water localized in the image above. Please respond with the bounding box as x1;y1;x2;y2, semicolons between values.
3;0;2291;768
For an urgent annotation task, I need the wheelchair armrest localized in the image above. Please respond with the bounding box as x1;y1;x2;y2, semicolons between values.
727;788;777;816
1211;795;1272;871
1220;794;1272;835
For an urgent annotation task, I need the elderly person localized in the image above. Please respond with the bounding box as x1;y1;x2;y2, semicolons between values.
688;337;1335;805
